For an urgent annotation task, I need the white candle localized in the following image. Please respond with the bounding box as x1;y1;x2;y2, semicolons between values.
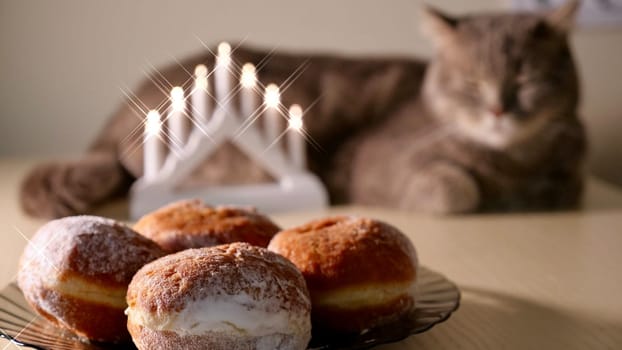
288;104;306;170
263;84;281;142
215;42;232;107
144;110;165;180
240;63;258;119
192;64;209;124
168;86;188;145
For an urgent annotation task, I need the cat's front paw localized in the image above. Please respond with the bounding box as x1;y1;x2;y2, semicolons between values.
400;162;480;214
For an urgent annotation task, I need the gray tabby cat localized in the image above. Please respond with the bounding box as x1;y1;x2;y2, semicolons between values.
21;1;586;218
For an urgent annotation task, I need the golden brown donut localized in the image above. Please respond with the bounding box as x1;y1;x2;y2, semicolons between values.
133;199;281;253
17;215;165;343
268;216;418;333
126;242;311;350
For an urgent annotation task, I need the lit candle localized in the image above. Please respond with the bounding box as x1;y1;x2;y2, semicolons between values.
192;64;209;124
288;104;306;170
240;63;258;119
144;110;165;180
215;42;232;106
263;84;281;142
168;86;188;145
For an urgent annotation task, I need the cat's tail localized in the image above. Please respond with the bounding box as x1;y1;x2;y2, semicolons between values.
20;151;133;219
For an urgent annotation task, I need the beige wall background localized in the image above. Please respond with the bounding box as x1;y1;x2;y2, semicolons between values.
0;0;621;185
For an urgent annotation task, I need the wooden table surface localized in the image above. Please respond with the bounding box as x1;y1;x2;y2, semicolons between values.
2;158;622;349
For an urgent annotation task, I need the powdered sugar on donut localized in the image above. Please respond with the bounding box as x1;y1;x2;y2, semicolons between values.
132;199;281;252
128;243;310;313
126;243;311;340
17;215;165;340
20;216;163;286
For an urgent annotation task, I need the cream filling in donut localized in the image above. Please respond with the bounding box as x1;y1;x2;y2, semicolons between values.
313;281;417;309
127;292;309;337
45;276;127;309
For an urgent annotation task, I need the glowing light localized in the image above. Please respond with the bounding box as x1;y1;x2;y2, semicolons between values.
194;64;208;77
218;42;231;56
194;65;208;90
145;110;161;137
215;42;232;100
288;104;303;130
287;104;306;169
217;42;231;66
240;63;257;89
171;86;185;111
264;84;280;108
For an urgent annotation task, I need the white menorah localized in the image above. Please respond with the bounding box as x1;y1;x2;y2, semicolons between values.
130;42;328;220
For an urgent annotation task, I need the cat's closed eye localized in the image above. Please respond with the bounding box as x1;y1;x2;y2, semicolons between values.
517;76;555;110
461;76;481;90
457;76;482;102
515;66;545;85
516;73;535;85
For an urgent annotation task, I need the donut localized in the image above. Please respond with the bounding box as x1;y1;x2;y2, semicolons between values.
133;199;281;253
268;216;418;333
17;215;165;343
125;242;311;350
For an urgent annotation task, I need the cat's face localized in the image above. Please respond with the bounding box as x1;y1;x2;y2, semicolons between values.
423;1;579;149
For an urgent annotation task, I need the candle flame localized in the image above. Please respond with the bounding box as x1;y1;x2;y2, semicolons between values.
240;63;257;88
171;87;185;111
218;42;231;56
288;104;303;130
264;84;280;108
145;110;161;137
195;65;208;91
194;64;208;78
217;42;231;66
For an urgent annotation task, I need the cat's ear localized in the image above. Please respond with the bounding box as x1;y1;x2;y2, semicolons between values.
546;0;580;32
421;5;459;46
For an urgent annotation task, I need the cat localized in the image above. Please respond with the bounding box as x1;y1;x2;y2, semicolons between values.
20;0;586;218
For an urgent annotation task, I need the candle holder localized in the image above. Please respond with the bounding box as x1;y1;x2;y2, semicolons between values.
129;43;328;220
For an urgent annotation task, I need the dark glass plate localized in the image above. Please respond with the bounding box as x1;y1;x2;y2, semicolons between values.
0;267;459;349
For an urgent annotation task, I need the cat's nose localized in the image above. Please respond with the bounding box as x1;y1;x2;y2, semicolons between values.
490;105;504;118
